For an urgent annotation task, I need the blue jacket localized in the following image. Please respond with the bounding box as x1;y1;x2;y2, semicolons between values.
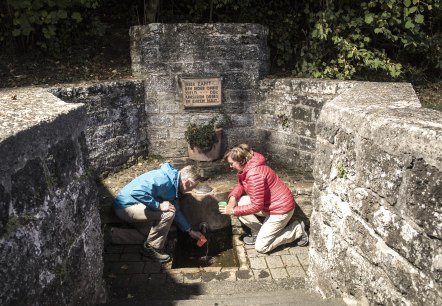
114;163;191;232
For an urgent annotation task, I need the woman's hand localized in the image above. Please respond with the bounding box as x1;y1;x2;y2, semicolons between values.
228;197;237;207
159;201;176;213
218;206;234;215
219;196;236;215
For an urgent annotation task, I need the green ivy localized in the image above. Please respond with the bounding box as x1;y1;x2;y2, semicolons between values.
1;0;101;52
295;0;441;80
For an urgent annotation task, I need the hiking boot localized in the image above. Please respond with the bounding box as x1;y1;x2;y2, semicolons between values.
140;242;171;263
243;235;257;245
297;221;309;247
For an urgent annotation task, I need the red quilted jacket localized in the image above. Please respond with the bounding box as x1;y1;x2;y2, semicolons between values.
229;152;295;216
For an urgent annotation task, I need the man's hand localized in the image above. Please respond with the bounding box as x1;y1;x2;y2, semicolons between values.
159;201;176;213
188;230;203;240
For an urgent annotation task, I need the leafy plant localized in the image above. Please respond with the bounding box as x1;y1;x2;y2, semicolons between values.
0;0;102;52
295;0;440;80
185;111;231;152
337;162;346;179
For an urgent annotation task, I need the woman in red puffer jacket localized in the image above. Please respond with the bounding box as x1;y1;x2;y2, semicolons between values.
219;144;308;253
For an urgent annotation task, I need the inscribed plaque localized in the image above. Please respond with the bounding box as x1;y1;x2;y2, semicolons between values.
181;77;222;107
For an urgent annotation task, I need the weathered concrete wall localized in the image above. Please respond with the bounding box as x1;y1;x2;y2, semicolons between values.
256;78;353;175
130;23;270;158
0;88;104;305
308;82;442;305
50;80;147;177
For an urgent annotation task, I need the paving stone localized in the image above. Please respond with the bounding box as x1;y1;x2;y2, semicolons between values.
247;248;267;257
200;267;222;273
183;272;202;283
107;274;131;289
289;246;309;255
124;245;142;253
281;254;301;267
110;261;145;274
236;269;254;280
235;245;248;268
265;256;284;268
129;274;150;287
148;273;167;284
120;252;142;261
217;270;237;281
201;271;219;282
286;266;307;278
252;268;272;280
243;244;255;250
143;261;162;273
167;272;184;283
232;234;242;246
104;253;121;263
269;247;291;255
105;244;125;254
220;267;239;272
269;267;289;279
296;252;309;264
245;248;260;258
249;256;267;269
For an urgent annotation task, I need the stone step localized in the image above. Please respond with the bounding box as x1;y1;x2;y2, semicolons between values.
152;290;347;306
103;280;346;306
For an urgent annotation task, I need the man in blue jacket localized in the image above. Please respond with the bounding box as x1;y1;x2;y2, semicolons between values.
111;163;204;262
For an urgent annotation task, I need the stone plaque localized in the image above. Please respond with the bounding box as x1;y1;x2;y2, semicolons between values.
181;77;222;107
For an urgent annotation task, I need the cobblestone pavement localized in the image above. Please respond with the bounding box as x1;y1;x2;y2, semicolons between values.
103;224;310;302
100;158;312;301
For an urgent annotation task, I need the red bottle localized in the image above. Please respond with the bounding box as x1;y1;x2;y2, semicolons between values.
197;234;207;247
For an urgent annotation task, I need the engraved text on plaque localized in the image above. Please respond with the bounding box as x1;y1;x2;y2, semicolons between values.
181;77;222;107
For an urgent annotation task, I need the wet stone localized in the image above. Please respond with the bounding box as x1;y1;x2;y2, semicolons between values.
217;271;236;281
254;269;271;280
201;271;218;282
193;185;213;194
236;269;253;280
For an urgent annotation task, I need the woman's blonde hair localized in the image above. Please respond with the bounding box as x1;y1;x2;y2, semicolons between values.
223;143;254;165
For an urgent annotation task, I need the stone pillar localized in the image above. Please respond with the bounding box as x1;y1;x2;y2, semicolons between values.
130;23;270;158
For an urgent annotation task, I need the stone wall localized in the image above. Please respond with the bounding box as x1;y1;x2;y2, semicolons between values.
130;23;270;158
308;82;442;305
255;78;353;176
0;88;104;305
50;80;146;177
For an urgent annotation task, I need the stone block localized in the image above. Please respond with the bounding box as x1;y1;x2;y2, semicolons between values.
292;105;313;122
401;158;442;238
356;138;409;205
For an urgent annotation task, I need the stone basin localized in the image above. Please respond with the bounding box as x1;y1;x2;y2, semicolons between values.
181;179;234;231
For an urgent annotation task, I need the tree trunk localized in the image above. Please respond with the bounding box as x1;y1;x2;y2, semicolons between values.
144;0;160;24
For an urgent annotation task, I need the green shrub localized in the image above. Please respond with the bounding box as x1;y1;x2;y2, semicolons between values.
0;0;102;53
